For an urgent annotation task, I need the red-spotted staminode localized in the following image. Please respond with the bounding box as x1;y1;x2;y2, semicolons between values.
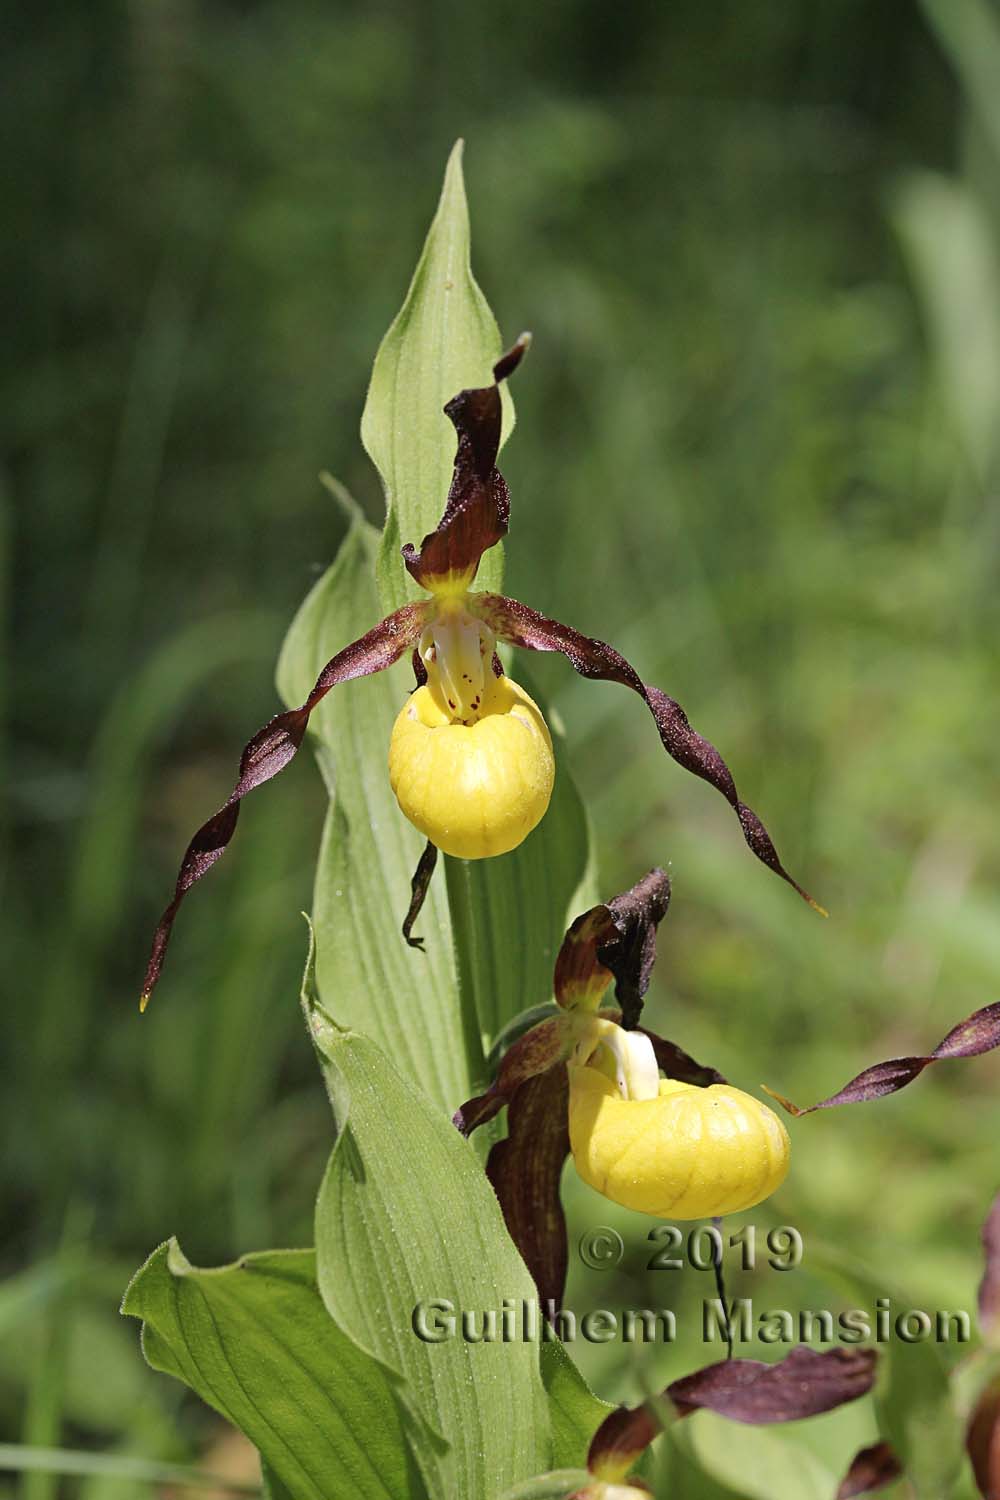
140;339;823;1009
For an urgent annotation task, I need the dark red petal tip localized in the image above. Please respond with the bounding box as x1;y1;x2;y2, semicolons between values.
553;869;671;1027
401;337;528;592
486;1066;570;1307
139;602;426;1008
765;1000;1000;1115
836;1442;903;1498
479;595;824;915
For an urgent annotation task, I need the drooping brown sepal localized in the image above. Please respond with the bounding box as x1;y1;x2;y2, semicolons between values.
140;601;427;1008
585;1346;877;1485
401;336;529;593
478;594;824;916
836;1442;903;1498
486;1066;570;1307
453;1016;568;1136
765;1001;1000;1115
553;869;671;1028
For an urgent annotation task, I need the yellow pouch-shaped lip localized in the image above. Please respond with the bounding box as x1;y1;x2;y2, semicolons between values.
388;675;554;860
568;1065;790;1219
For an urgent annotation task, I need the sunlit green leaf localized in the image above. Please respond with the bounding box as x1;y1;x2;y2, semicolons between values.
363;138;513;617
308;1013;552;1497
122;1242;421;1500
276;488;474;1115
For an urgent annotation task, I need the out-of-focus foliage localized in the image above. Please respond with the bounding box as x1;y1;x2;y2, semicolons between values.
4;0;1000;1493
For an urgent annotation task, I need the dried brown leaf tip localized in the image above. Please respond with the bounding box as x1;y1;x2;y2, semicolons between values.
584;1347;877;1489
764;1000;1000;1115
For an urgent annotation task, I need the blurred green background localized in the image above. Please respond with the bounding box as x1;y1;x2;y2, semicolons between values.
5;0;1000;1493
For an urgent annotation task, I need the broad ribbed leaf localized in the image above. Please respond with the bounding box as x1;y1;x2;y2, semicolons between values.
122;1242;421;1500
276;491;471;1114
363;139;513;616
308;1011;551;1497
278;491;593;1109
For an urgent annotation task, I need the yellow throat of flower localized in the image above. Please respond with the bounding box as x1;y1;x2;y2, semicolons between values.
568;1023;790;1219
388;601;555;859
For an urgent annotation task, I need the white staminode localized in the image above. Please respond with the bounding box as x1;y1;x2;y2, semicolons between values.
572;1017;660;1102
420;605;496;720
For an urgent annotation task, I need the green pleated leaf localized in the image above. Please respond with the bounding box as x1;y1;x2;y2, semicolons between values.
277;518;594;1109
307;1003;552;1498
363;138;513;617
121;1241;422;1500
276;488;474;1116
277;145;595;1111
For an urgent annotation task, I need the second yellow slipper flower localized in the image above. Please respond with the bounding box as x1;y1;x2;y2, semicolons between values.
568;1023;790;1219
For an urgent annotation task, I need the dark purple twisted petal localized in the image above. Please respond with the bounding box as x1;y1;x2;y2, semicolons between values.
979;1190;1000;1343
836;1443;903;1498
666;1345;877;1423
765;1001;1000;1116
486;1066;570;1308
477;595;824;916
453;1016;568;1136
586;1347;876;1482
401;336;529;590
553;869;671;1027
140;602;427;1008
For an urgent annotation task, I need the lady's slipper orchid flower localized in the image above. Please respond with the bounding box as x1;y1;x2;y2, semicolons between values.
141;337;820;1008
455;868;1000;1310
455;868;792;1303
